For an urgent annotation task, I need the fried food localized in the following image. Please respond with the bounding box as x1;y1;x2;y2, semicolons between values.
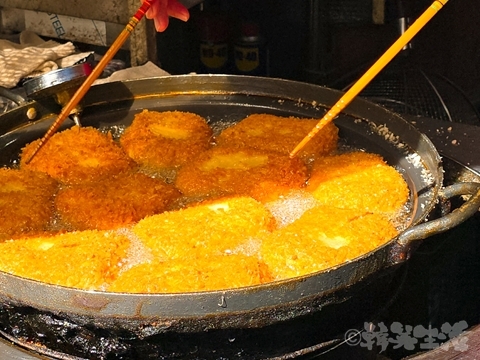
20;126;135;185
109;254;273;293
0;230;130;290
260;206;398;280
119;110;213;171
1;114;413;293
132;196;276;260
175;146;308;202
0;168;58;240
55;172;181;230
216;113;339;159
306;152;409;214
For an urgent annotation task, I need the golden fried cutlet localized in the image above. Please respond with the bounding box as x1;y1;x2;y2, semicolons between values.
0;230;130;290
119;110;213;171
0;168;58;240
109;254;273;293
132;196;276;260
306;152;409;214
216;114;339;160
20;126;135;185
260;205;398;280
175;146;308;202
55;172;181;230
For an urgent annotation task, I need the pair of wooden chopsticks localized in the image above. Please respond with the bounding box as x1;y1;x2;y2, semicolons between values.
289;0;449;158
26;0;448;163
25;0;154;164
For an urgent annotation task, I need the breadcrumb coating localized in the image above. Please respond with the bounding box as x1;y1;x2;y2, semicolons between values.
20;126;134;185
0;230;130;290
216;113;339;159
120;110;213;170
133;196;276;260
0;168;58;240
306;152;409;214
260;206;398;280
55;172;181;230
175;146;308;202
109;254;273;293
0;113;413;293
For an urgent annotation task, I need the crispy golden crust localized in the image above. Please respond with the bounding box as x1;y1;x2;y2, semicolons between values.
133;196;276;260
55;172;181;230
0;168;58;240
0;230;130;290
306;152;409;214
1;115;412;293
109;254;273;293
119;110;213;170
20;126;135;185
216;114;339;159
175;146;308;202
260;206;398;280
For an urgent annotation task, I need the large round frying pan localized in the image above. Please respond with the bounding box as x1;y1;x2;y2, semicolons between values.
0;75;479;359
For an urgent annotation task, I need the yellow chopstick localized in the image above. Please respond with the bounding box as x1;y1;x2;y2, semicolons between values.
25;0;154;164
289;0;449;158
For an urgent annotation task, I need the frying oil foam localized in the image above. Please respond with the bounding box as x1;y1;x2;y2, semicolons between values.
115;227;154;273
265;190;318;228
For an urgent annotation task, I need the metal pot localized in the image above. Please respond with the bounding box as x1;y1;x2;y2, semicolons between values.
0;75;479;359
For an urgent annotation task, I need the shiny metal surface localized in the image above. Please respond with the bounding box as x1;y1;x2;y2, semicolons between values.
404;115;480;176
0;336;48;360
23;60;93;100
0;74;478;333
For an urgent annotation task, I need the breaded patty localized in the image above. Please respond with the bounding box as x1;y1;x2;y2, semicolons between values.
260;205;398;280
132;196;276;260
0;230;130;290
306;152;409;214
109;254;273;293
0;168;58;240
120;110;213;171
216;113;339;159
55;172;181;230
20;126;134;185
175;146;308;202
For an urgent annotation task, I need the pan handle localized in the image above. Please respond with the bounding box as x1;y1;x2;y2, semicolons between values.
389;182;480;265
0;86;27;106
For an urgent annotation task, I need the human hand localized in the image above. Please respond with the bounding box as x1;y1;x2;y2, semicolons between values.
145;0;190;32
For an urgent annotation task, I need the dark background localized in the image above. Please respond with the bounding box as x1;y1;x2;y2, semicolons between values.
156;0;480;111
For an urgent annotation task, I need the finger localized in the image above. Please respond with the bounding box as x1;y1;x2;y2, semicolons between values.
167;0;190;22
152;0;170;32
145;0;159;19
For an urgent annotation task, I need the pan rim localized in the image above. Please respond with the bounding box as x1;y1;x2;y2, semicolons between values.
0;74;443;320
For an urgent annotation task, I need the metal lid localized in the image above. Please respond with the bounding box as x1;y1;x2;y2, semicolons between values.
23;55;94;100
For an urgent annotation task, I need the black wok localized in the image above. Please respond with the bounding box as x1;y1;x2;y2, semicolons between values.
0;75;479;359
